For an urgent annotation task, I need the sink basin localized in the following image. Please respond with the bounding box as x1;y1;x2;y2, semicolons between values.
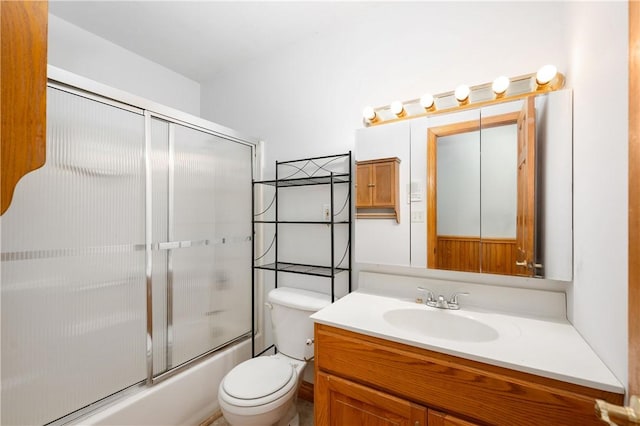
382;308;500;342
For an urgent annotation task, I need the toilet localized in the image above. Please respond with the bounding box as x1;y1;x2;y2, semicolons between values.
218;287;331;426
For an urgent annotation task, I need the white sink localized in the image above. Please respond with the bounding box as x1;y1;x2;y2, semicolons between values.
382;308;501;342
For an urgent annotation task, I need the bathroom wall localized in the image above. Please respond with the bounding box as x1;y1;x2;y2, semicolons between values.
48;14;201;116
200;2;569;176
200;1;629;392
565;1;629;393
48;0;629;399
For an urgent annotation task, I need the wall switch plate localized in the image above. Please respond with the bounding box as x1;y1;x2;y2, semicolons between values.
411;210;425;223
322;204;331;221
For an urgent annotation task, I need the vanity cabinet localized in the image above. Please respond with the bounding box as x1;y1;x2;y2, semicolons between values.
1;0;48;215
314;323;624;426
356;157;400;223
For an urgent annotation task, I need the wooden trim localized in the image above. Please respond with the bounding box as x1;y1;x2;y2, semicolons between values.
368;86;562;128
427;128;438;268
629;0;639;398
1;1;48;215
355;157;401;166
356;212;398;219
427;111;519;138
198;409;223;426
481;111;520;129
298;380;314;402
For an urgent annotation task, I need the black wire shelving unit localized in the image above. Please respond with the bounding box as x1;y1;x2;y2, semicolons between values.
251;152;352;357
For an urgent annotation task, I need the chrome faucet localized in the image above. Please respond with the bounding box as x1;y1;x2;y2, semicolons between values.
416;287;469;310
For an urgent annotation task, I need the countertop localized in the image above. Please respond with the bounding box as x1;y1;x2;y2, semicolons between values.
311;290;624;394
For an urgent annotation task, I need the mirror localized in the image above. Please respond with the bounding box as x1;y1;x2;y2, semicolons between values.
355;90;573;281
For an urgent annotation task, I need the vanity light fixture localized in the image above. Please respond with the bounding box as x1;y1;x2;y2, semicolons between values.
492;75;510;97
390;100;407;117
362;64;564;127
362;105;378;123
536;64;558;86
454;85;470;105
420;93;436;111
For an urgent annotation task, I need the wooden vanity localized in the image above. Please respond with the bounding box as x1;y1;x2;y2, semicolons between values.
314;323;623;426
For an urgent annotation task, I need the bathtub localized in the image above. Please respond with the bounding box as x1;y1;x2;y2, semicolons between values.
74;340;251;425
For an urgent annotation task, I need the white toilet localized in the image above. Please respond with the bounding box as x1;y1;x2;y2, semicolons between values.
218;287;331;426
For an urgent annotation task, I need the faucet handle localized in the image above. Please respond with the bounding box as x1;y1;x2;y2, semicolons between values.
448;292;469;309
416;286;435;304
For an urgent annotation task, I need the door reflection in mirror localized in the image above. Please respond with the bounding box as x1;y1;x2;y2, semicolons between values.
428;106;525;276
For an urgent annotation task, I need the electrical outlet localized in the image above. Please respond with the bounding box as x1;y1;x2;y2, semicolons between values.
411;210;425;223
322;204;331;221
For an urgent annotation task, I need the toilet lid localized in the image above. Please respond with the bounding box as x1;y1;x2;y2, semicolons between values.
223;357;294;400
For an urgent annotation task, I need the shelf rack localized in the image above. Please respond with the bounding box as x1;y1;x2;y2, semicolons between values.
251;152;352;357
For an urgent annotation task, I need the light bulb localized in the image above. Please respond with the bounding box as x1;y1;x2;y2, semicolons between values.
492;76;510;95
362;106;376;122
536;64;558;85
390;101;405;117
420;93;435;110
454;85;470;103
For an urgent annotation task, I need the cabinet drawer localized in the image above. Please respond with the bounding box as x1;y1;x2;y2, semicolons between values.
315;324;623;426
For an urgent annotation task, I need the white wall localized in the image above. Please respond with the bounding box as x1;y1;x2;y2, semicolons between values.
566;1;629;392
48;14;201;116
200;2;570;177
355;121;411;266
200;1;629;392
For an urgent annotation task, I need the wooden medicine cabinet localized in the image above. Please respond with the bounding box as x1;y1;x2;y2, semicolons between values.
355;157;400;223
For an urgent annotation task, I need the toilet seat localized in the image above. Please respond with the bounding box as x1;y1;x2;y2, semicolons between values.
220;357;298;408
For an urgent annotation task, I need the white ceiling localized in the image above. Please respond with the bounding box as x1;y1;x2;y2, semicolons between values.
49;1;379;83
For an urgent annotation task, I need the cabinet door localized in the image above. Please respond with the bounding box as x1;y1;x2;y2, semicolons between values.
372;161;396;207
356;163;373;207
1;0;48;215
316;372;427;426
428;410;480;426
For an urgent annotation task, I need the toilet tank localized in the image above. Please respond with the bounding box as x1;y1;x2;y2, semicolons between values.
267;287;331;361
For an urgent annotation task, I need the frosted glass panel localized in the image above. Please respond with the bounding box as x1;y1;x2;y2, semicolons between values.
170;125;252;367
1;88;146;425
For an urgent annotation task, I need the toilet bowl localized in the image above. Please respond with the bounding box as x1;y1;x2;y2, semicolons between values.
218;287;330;426
218;354;305;426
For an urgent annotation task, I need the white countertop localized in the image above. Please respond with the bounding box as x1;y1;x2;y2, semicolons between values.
311;290;624;394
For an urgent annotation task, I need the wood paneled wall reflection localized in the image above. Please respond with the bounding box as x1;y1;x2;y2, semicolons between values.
436;236;517;275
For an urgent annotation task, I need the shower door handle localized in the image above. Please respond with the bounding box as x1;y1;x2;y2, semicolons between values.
155;240;210;250
157;241;180;250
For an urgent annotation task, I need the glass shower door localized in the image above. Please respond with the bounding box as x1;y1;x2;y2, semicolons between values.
2;84;255;424
1;87;147;425
151;120;252;375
